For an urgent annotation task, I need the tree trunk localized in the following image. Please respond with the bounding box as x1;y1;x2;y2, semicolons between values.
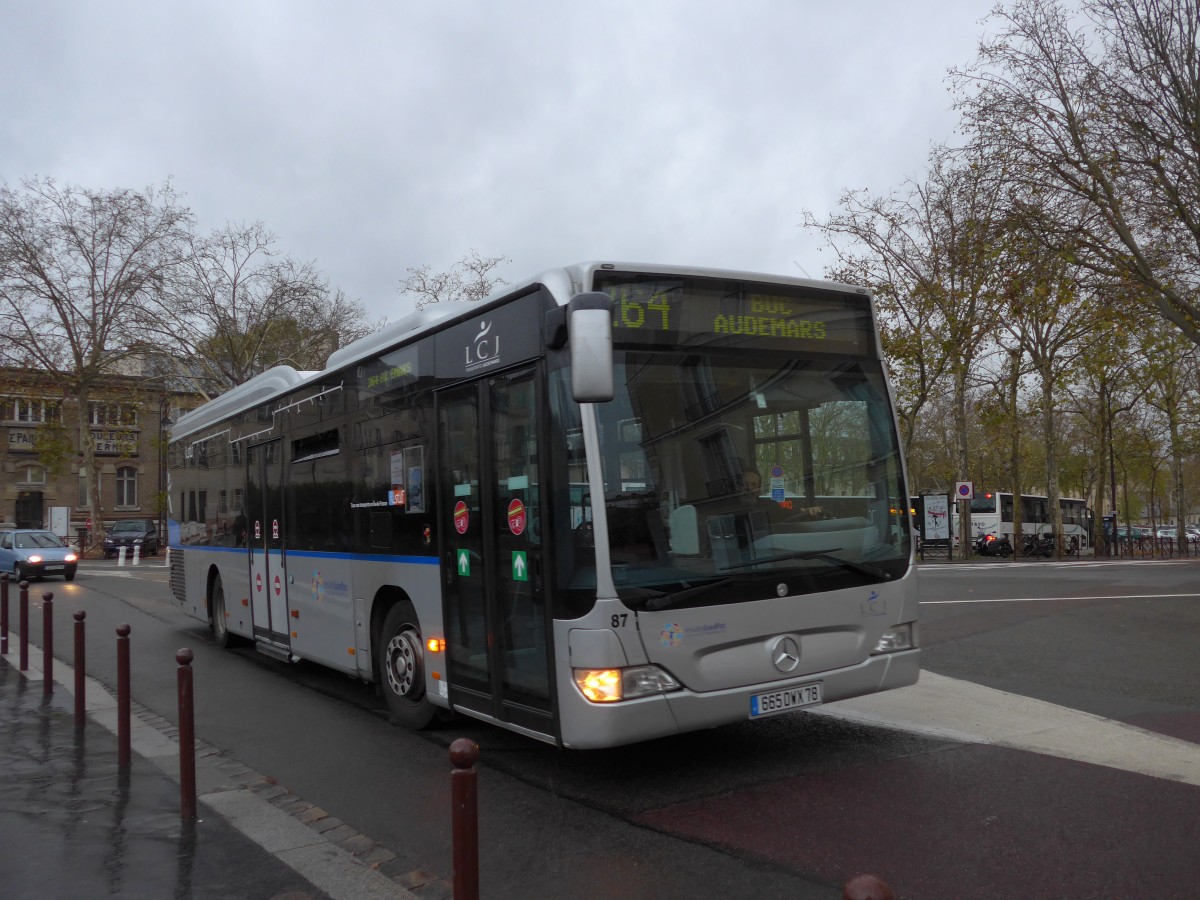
1094;380;1109;558
1169;409;1186;557
1009;350;1023;559
1041;373;1062;557
954;363;972;560
75;382;102;550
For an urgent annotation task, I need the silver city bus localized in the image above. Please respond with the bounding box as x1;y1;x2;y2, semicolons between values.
167;262;919;748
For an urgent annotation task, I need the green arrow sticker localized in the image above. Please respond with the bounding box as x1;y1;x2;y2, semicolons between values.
512;550;528;582
457;549;470;576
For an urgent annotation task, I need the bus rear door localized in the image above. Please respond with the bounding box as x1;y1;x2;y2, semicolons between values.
247;440;291;650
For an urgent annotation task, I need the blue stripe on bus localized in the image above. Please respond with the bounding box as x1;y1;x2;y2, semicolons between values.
169;546;439;565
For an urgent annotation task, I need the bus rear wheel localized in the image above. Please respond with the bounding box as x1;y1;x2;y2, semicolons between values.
379;601;436;729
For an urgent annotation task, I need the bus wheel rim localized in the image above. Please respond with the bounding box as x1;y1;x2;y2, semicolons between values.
386;627;422;699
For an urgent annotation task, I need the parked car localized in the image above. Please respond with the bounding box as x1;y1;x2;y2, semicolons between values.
0;529;79;581
102;518;160;558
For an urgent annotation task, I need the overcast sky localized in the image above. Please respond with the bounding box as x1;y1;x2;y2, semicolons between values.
2;2;999;322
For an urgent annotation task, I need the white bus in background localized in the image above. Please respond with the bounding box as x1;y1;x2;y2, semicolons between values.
964;490;1091;549
167;262;919;749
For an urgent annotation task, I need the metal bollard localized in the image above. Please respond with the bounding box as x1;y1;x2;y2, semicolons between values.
116;624;131;768
42;592;53;694
1;572;9;655
450;738;480;900
177;648;196;820
132;544;140;566
74;611;87;727
19;580;29;671
843;874;896;900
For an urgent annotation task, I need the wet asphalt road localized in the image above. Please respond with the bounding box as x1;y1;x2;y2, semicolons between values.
7;556;1200;899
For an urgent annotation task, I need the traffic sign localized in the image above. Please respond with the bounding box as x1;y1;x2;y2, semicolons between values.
507;498;526;536
512;550;528;582
955;481;974;500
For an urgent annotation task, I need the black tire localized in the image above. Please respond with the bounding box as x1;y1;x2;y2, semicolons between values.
147;541;158;557
14;563;25;582
210;574;236;648
378;601;437;729
64;570;76;582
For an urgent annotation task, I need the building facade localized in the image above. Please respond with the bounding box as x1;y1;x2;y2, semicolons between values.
1;366;203;545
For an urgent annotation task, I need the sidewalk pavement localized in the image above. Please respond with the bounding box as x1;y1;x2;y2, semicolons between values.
1;631;428;900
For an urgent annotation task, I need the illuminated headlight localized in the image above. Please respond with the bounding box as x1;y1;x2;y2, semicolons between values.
573;665;681;703
28;555;43;564
872;623;915;654
64;553;78;562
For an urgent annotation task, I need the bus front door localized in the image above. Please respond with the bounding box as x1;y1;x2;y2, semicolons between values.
438;367;553;737
247;440;290;650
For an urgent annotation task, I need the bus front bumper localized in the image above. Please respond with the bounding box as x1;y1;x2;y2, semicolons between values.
557;648;921;749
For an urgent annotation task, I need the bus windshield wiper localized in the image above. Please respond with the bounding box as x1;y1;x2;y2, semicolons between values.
640;578;736;611
718;548;890;580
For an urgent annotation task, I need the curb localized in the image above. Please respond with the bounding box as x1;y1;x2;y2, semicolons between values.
2;631;452;900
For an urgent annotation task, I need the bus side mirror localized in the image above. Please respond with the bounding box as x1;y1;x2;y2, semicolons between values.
568;292;614;403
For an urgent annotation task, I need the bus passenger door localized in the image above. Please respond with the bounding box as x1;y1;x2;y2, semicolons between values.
247;440;290;649
438;367;553;737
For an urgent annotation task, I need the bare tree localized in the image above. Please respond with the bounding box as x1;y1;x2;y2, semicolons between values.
996;220;1103;551
804;146;1009;555
953;0;1200;344
1136;321;1200;544
154;222;382;392
400;250;509;309
0;176;191;522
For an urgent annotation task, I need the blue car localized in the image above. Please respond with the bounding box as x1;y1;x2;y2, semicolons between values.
0;529;79;582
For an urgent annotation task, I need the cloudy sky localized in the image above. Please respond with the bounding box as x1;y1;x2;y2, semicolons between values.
2;2;999;322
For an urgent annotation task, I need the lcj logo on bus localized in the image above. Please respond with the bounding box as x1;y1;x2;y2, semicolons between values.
465;320;501;373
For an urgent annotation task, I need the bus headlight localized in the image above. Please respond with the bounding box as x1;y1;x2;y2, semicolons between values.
573;665;681;703
872;623;915;654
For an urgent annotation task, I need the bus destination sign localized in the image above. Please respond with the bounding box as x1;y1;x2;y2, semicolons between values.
359;347;420;399
593;272;872;354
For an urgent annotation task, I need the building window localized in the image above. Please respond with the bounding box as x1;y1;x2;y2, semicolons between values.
78;471;90;508
20;465;47;485
2;397;62;423
89;401;138;427
116;466;137;507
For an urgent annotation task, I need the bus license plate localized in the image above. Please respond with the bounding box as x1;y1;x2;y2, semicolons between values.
750;682;823;718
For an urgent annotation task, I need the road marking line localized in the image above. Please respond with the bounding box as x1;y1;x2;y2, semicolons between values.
921;559;1195;570
920;593;1200;604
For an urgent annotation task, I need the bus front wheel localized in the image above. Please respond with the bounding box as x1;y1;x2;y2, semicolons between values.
379;601;436;729
210;574;235;648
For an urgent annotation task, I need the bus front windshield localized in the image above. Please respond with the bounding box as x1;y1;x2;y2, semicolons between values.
590;349;911;611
